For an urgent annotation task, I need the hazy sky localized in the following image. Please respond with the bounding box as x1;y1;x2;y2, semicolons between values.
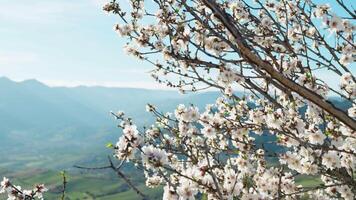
0;0;354;90
0;0;165;89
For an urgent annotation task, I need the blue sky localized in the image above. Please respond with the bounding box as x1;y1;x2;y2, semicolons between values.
0;0;165;89
0;0;354;90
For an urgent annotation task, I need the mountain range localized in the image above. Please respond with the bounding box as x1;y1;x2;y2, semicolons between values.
0;77;350;199
0;77;350;170
0;77;220;169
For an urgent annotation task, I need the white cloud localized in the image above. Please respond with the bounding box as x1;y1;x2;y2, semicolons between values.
0;1;94;24
42;79;174;90
90;0;108;7
0;52;39;65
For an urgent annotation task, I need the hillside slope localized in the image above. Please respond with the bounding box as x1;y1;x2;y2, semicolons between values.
0;77;220;169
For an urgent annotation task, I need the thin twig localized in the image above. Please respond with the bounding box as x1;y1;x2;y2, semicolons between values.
60;171;67;200
74;156;149;200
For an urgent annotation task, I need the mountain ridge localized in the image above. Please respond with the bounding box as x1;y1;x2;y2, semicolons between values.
0;76;348;170
0;77;221;169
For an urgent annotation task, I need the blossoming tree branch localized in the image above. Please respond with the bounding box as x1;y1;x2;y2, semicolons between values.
103;0;355;199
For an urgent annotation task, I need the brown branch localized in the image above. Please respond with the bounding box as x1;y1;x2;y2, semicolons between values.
335;0;356;19
74;157;149;200
202;0;356;131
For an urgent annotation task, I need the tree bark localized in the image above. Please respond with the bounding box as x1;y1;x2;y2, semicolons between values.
203;0;356;131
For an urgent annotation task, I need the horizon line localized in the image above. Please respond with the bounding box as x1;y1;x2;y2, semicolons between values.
0;76;222;92
0;76;175;90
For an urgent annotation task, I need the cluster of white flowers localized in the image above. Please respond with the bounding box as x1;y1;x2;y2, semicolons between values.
348;104;356;118
340;45;356;66
114;124;143;160
110;92;355;199
113;24;132;36
229;1;249;21
218;65;244;86
341;73;356;98
174;104;200;123
104;0;356;199
0;177;47;200
141;145;168;169
312;3;355;67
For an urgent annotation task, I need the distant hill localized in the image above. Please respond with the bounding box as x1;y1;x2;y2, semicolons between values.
0;77;350;199
0;77;349;170
0;77;220;169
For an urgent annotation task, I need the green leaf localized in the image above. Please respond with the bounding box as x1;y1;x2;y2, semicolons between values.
106;142;114;149
306;72;312;79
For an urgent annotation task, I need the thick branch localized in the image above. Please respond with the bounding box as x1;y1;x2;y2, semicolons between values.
203;0;356;131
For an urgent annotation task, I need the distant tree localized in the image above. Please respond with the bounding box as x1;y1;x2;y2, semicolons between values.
101;0;356;199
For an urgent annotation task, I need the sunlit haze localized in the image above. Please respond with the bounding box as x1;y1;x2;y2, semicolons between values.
0;0;168;89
